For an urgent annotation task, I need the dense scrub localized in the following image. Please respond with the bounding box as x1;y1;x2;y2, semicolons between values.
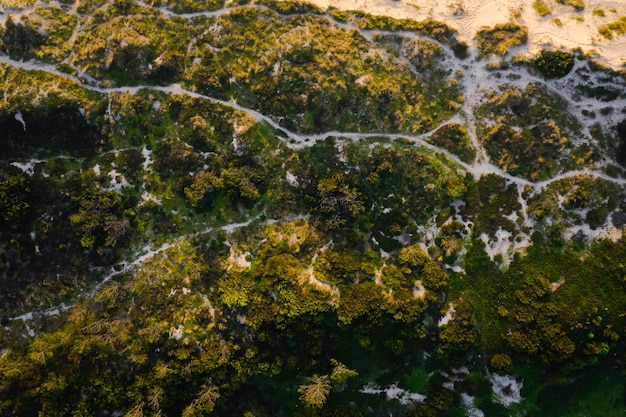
1;1;626;416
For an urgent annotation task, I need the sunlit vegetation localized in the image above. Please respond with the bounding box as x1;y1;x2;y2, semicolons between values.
598;16;626;39
533;0;552;16
557;0;585;11
592;7;605;17
185;9;463;134
476;23;528;57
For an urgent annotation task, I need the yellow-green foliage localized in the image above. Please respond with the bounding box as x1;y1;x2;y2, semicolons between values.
136;0;225;13
22;6;78;62
70;14;191;84
0;64;102;114
476;23;528;57
533;0;552;16
599;16;626;39
298;375;331;408
490;353;514;373
0;0;37;6
592;7;605;17
475;83;579;180
557;0;584;11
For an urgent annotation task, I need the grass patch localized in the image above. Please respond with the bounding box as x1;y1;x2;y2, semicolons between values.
533;0;552;16
476;23;528;58
557;0;584;11
592;7;605;17
599;16;626;39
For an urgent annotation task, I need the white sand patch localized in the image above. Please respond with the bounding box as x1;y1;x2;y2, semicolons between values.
225;240;251;269
414;215;441;253
550;278;565;293
105;169;132;193
14;110;26;130
360;383;426;405
374;265;384;286
220;217;258;233
286;171;299;186
438;303;456;327
272;61;281;76
503;211;519;223
443;381;455;390
393;232;412;246
303;267;341;298
11;159;43;175
140;191;162;205
479;227;530;267
563;223;623;242
491;374;523;406
461;393;485;417
355;74;371;86
302;249;341;301
169;324;184;340
288;232;299;246
413;280;426;299
141;146;153;170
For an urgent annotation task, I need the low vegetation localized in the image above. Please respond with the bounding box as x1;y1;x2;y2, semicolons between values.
533;0;552;16
476;23;528;58
557;0;585;11
599;16;626;39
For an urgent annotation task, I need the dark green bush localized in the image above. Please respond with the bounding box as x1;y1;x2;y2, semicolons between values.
535;49;575;79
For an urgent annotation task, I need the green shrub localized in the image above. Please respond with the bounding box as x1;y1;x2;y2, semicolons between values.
533;0;552;16
534;49;575;79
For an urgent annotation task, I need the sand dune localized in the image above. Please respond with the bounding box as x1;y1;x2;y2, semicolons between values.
306;0;626;68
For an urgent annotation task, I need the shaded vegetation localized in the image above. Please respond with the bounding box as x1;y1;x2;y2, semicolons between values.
535;50;575;79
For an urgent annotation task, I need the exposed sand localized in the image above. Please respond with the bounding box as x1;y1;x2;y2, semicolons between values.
305;0;626;68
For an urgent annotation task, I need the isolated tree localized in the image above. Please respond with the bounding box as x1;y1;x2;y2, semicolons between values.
298;374;331;409
183;382;220;416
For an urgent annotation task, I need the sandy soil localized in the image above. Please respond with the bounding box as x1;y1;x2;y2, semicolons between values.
305;0;626;68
